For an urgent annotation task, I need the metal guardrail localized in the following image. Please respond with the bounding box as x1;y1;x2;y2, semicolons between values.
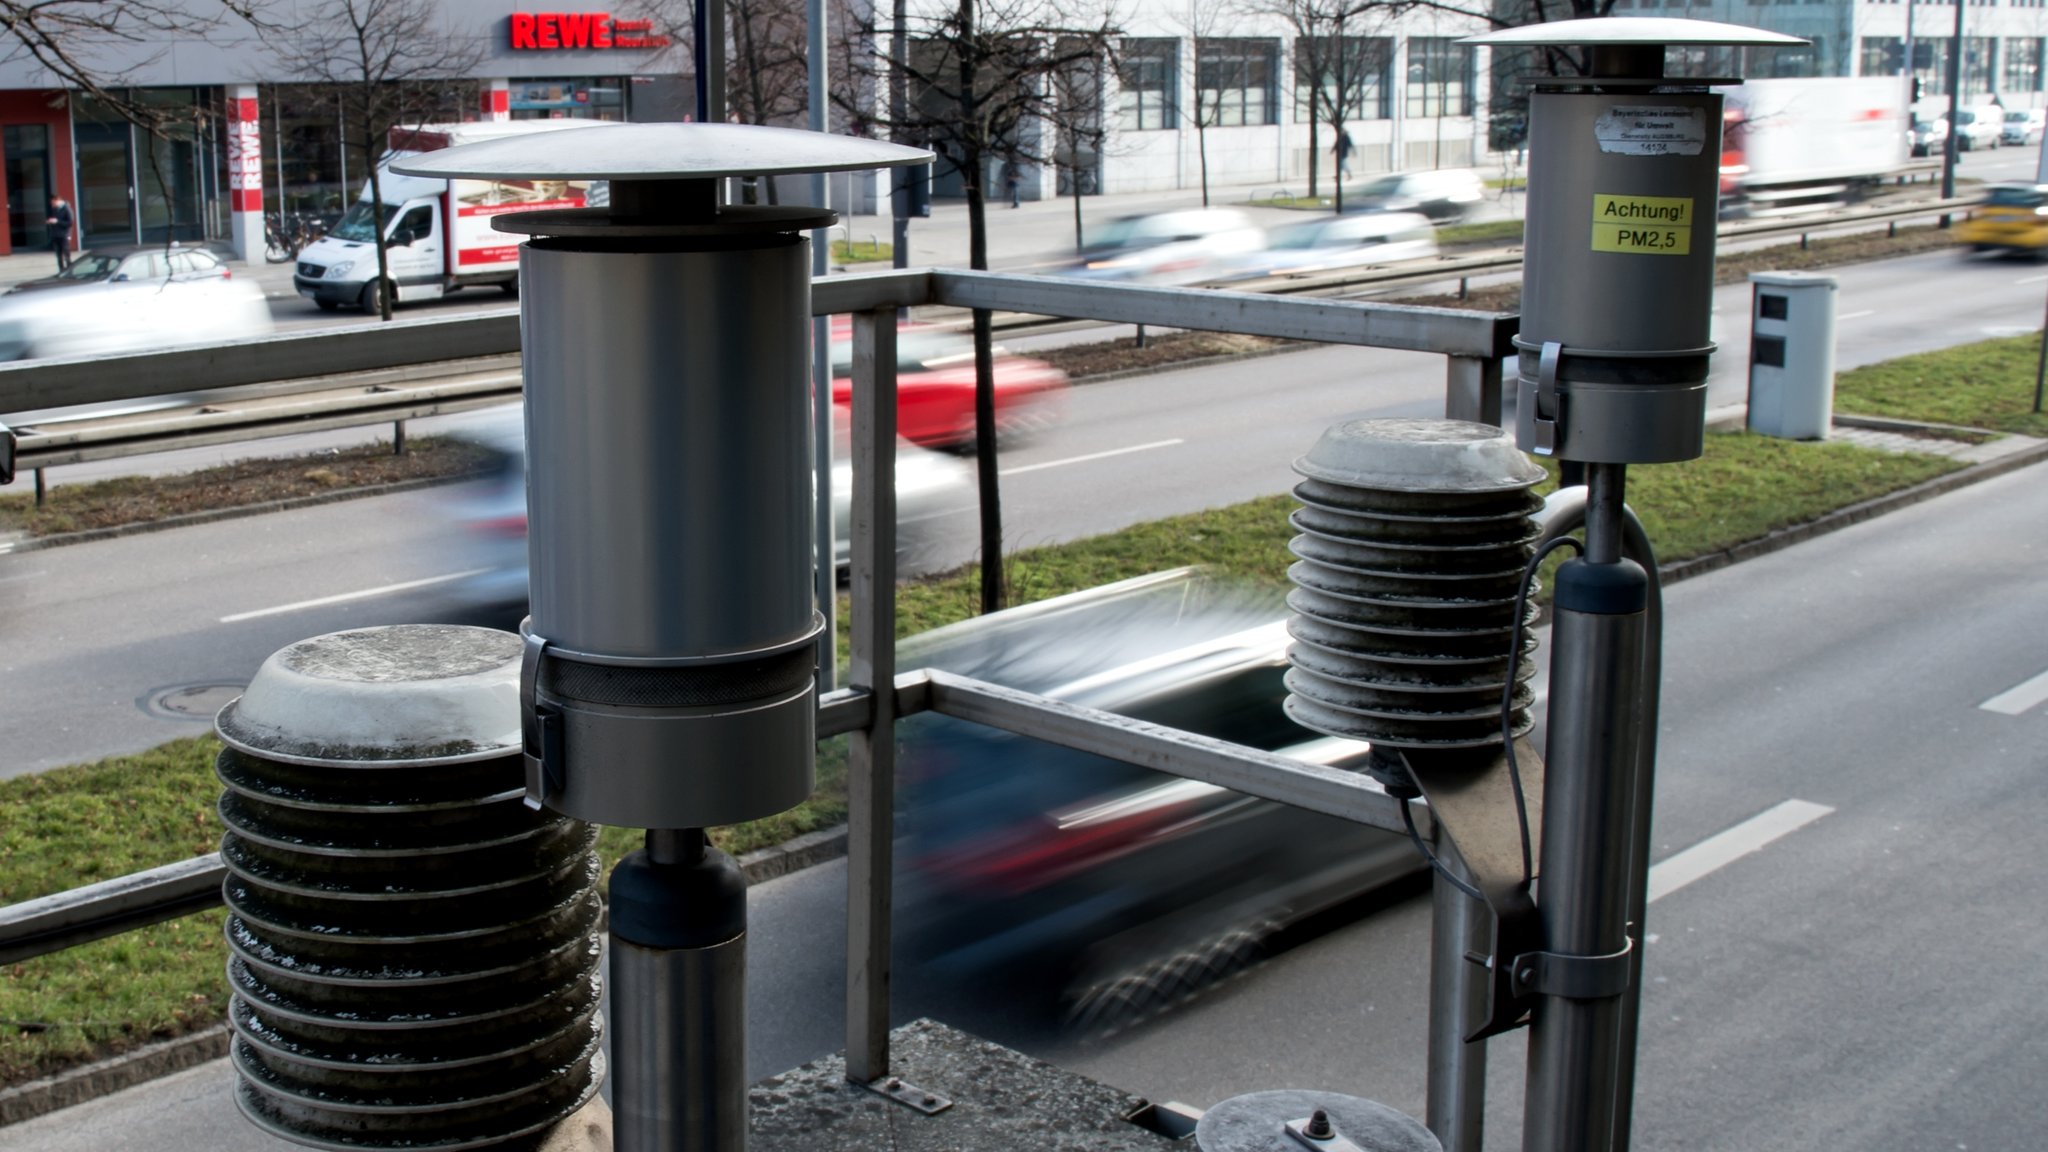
0;194;1978;482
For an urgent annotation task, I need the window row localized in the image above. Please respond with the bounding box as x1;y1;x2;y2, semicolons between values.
1114;37;1475;132
1860;35;2043;94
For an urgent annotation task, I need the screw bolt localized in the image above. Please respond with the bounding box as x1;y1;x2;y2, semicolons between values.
885;1078;902;1091
1306;1109;1333;1139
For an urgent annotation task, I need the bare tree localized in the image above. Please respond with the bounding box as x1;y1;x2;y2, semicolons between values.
848;0;1120;613
1048;36;1110;247
0;0;267;128
268;0;483;319
1246;0;1394;212
1179;12;1249;208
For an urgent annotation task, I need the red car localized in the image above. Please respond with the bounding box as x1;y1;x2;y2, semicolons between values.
829;321;1067;452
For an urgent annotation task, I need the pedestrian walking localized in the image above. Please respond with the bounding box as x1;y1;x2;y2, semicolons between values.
45;195;72;272
1004;161;1022;209
1335;130;1355;181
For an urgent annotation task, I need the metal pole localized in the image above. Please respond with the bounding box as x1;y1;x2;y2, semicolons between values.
2034;283;2048;414
1522;462;1646;1152
1445;354;1504;427
1426;836;1488;1152
889;0;909;271
811;0;836;691
845;307;899;1083
1941;0;1964;216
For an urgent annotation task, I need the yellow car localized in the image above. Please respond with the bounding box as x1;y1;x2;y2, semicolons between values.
1957;183;2048;255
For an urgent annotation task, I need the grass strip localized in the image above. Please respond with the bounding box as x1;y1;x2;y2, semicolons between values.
0;436;493;539
0;426;1969;1087
832;238;893;265
1835;331;2048;437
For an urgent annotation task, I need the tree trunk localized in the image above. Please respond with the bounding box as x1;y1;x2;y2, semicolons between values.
1331;115;1344;215
1071;160;1085;248
1197;115;1210;207
365;113;394;322
966;159;1005;615
1306;113;1320;199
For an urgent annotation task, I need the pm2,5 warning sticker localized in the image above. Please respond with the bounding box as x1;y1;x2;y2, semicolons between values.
1590;193;1694;256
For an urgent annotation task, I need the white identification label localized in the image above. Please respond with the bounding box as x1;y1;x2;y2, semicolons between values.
1593;106;1708;156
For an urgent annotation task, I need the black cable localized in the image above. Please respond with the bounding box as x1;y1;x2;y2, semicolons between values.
1402;798;1484;901
1503;533;1585;887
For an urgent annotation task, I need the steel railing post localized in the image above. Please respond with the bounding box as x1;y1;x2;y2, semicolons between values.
1426;834;1489;1152
1445;354;1505;427
845;306;900;1084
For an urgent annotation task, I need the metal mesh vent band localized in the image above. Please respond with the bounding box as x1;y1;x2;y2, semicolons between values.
541;644;816;708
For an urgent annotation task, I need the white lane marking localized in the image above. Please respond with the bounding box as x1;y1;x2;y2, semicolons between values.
220;569;490;623
1837;309;1876;321
2016;273;2048;285
1979;666;2048;715
1646;799;1834;905
999;438;1185;477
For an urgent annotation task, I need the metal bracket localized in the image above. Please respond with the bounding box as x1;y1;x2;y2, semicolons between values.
1531;340;1562;457
1511;937;1634;1001
864;1075;953;1115
1393;742;1546;1041
1284;1113;1368;1151
0;420;14;486
519;624;565;812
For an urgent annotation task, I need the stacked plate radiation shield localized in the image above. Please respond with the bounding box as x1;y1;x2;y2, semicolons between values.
1283;419;1549;751
215;625;603;1151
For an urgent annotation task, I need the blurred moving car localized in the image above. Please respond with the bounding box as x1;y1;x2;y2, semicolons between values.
2002;108;2047;147
1952;105;2003;151
1339;169;1485;222
1066;208;1266;285
1910;117;1949;157
434;406;976;610
1955;183;2048;256
828;321;1068;451
0;245;270;362
7;243;235;294
894;568;1420;1026
1220;211;1438;281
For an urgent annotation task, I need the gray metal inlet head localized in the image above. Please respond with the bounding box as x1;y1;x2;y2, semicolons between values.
1284;419;1547;749
1294;418;1547;496
389;121;933;182
216;625;523;765
1458;16;1807;49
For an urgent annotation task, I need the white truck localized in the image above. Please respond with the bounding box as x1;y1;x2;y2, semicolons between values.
1717;77;1911;217
292;120;612;313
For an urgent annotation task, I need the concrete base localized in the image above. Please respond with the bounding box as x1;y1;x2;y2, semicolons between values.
752;1019;1188;1150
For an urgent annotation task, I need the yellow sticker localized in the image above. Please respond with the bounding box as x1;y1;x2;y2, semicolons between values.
1592;193;1694;227
1591;222;1692;255
1590;193;1694;256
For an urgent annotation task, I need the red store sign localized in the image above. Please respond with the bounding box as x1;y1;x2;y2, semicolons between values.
508;12;671;50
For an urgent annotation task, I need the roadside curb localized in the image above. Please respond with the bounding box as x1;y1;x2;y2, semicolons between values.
0;1026;229;1128
1657;432;2048;587
0;825;855;1129
0;472;483;555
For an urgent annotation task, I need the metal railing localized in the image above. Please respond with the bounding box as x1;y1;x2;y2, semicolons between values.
0;192;1975;484
0;258;1638;1152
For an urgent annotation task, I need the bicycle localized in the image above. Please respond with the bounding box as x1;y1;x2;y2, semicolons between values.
263;212;327;264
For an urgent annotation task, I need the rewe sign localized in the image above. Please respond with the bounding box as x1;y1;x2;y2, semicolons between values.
508;12;672;50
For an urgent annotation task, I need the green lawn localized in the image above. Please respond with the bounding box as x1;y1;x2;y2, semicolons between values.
0;429;1964;1087
1834;332;2048;437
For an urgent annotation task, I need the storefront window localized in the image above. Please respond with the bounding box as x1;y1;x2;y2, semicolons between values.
1406;39;1473;119
1294;37;1392;123
510;78;627;119
4;124;51;250
1118;38;1179;131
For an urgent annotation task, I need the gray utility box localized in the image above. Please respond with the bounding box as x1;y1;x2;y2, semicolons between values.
1747;270;1839;440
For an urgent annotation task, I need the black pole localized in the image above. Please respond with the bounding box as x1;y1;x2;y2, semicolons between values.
2033;285;2048;414
1940;0;1964;220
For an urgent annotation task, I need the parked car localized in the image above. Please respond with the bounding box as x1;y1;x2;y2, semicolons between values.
432;405;976;611
1952;105;2003;151
1065;208;1267;285
1955;182;2048;257
827;321;1068;452
7;243;234;294
1339;168;1486;222
0;248;270;362
893;568;1421;1026
2002;108;2046;147
1221;211;1438;280
1910;117;1949;157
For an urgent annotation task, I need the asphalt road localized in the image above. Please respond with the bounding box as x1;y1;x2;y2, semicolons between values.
10;433;2046;1152
4;245;2045;777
